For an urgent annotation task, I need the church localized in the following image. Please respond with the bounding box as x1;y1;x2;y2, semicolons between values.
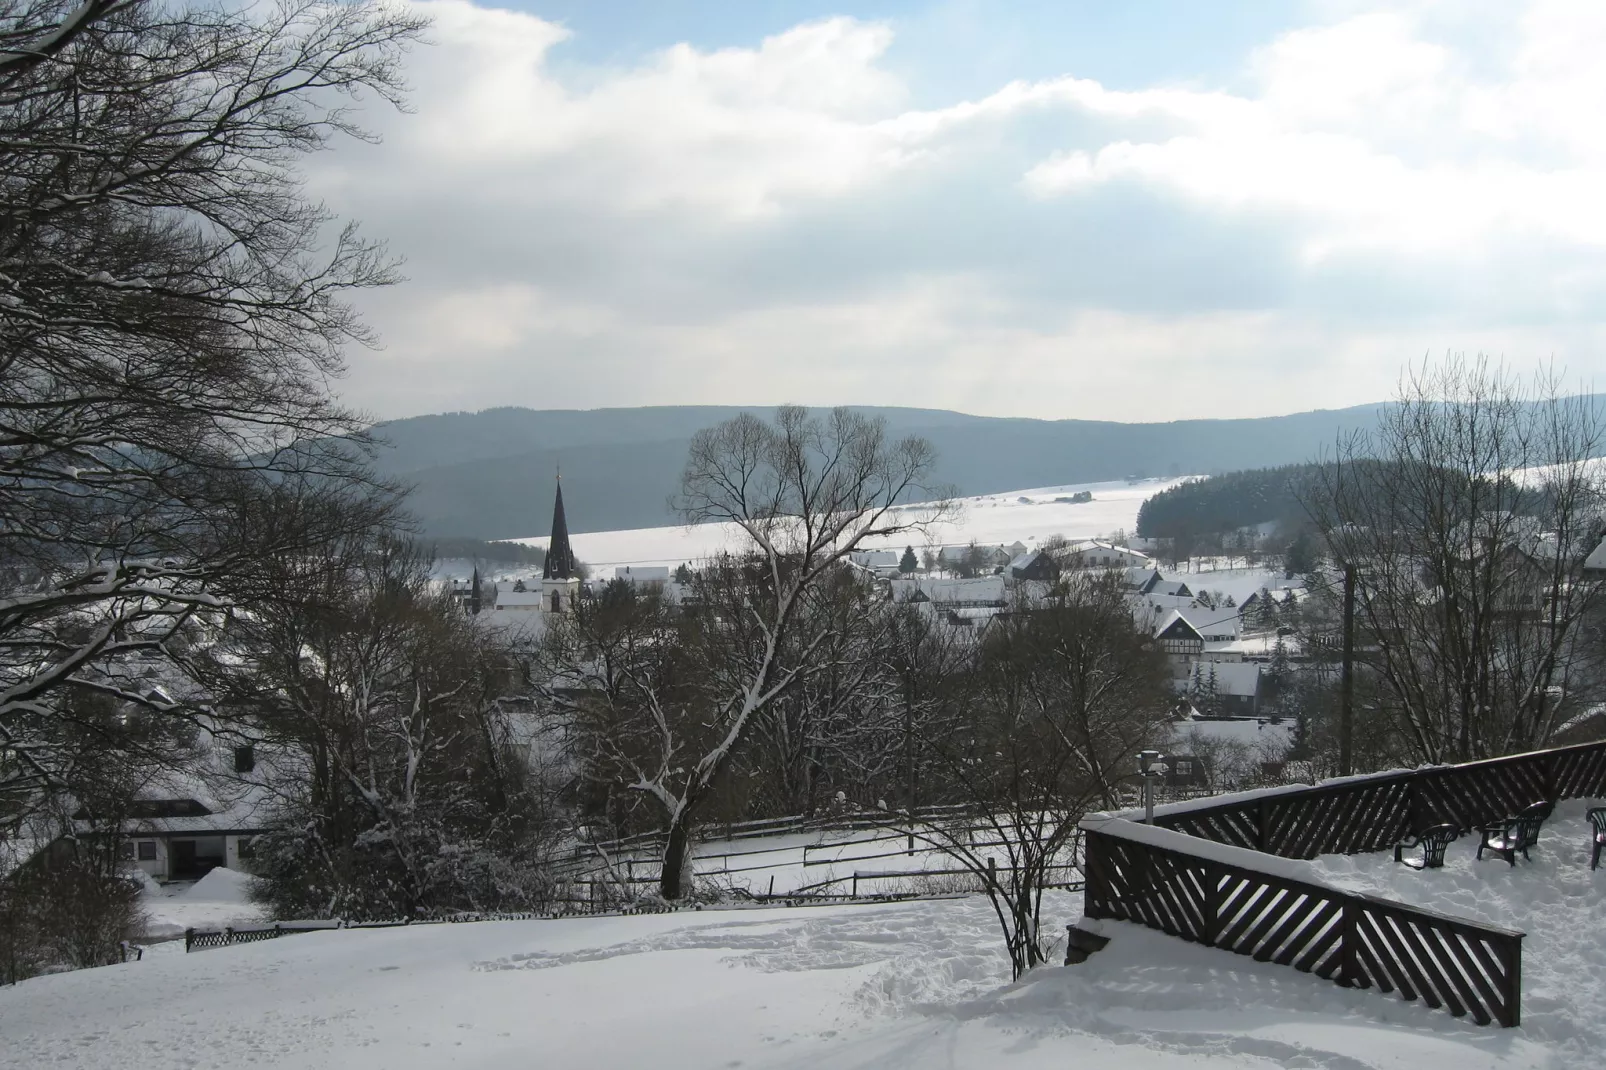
470;479;581;619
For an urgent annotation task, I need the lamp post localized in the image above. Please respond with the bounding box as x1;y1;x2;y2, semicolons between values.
1139;749;1168;824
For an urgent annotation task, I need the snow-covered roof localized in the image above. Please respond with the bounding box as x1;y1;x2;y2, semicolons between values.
1177;661;1261;697
493;588;546;608
1172;605;1241;641
1172;717;1294;752
614;565;670;582
1585;534;1606;572
891;575;1006;605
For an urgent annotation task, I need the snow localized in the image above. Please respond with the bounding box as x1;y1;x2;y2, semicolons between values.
137;866;264;940
1172;717;1294;753
1307;798;1606;1062
0;889;1566;1069
505;477;1195;573
595;822;1066;898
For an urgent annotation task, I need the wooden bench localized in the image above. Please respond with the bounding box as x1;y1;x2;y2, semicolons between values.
1394;823;1460;869
1476;801;1551;866
1589;807;1606;871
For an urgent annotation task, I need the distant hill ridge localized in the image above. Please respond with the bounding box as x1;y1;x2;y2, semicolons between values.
371;403;1391;541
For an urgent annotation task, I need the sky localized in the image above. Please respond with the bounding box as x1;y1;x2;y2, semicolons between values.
311;0;1606;423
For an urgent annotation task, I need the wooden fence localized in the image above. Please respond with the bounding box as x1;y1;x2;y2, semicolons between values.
1084;824;1525;1027
1077;740;1606;1028
1153;738;1606;859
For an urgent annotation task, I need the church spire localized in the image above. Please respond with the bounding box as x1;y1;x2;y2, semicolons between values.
542;477;576;580
469;564;482;615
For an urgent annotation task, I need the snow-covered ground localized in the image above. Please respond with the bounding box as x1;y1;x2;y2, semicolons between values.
1308;797;1606;1062
137;866;264;940
605;822;1068;898
0;887;1563;1069
505;477;1193;573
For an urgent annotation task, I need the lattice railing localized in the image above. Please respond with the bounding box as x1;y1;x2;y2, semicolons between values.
1154;738;1606;859
1084;824;1525;1027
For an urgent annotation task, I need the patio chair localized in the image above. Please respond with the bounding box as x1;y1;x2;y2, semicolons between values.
1393;823;1460;869
1588;807;1606;871
1476;800;1550;866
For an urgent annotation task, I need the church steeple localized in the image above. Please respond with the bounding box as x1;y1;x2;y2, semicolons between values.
542;478;576;580
469;565;482;615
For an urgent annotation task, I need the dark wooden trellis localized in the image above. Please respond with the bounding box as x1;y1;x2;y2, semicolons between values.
1079;739;1606;1028
1154;739;1606;859
1084;828;1525;1027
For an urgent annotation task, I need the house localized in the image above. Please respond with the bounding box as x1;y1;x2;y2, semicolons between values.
1007;550;1059;584
1125;567;1193;598
1155;611;1204;672
1060;540;1152;570
1162;754;1211;790
937;544;1013;572
615;565;670;585
891;575;1007;606
493;586;546;611
71;732;282;884
1176;661;1262;717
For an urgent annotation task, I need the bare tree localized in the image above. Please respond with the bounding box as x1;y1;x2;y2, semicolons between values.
0;0;421;829
600;407;952;897
1306;358;1606;763
907;573;1172;978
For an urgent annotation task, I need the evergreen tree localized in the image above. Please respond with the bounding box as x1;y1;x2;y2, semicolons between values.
1285;531;1317;578
899;546;918;574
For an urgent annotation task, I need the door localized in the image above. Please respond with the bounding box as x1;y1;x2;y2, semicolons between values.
170;839;198;879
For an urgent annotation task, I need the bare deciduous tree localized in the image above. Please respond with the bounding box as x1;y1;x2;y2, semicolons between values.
1306;358;1606;763
907;573;1173;979
0;0;422;827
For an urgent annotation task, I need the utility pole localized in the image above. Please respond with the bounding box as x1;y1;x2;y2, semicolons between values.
1340;563;1356;777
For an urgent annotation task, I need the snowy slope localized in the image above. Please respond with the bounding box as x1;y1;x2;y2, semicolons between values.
0;890;1566;1068
505;477;1191;573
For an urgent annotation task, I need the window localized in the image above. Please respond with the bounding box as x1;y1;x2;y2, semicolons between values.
118;841;135;861
137;840;157;861
237;836;256;861
234;745;255;773
1175;760;1194;776
550;590;561;613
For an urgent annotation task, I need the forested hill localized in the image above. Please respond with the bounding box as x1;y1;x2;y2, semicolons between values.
1135;464;1322;539
371;404;1388;540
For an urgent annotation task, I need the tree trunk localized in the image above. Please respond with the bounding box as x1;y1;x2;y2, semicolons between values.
659;818;693;900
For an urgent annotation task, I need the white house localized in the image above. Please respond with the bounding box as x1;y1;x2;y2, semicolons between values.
1061;540;1152;570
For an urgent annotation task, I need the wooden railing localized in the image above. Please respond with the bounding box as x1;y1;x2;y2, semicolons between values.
1083;821;1525;1027
1153;738;1606;859
1077;740;1606;1027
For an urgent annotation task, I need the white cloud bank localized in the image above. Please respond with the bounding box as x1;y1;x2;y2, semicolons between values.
320;1;1606;421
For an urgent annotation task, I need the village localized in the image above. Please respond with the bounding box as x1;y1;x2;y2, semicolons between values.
8;3;1606;1069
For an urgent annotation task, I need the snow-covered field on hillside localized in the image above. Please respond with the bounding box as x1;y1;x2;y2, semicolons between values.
0;889;1561;1070
507;477;1192;573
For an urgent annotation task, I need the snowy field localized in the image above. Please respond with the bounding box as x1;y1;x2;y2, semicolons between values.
0;888;1565;1070
505;477;1194;573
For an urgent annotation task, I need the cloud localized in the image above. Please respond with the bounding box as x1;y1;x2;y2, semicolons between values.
318;1;1606;423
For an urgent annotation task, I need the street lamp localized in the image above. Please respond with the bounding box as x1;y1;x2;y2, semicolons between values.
1139;749;1168;824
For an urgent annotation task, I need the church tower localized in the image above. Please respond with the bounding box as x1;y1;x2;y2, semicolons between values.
541;477;580;614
